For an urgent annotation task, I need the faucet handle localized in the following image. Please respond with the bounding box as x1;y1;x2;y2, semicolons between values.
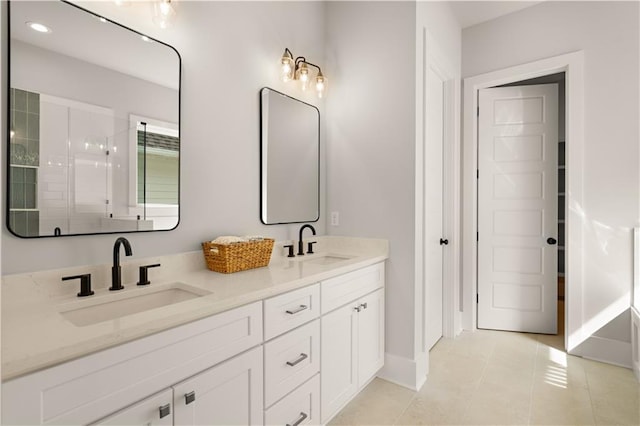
137;264;161;286
307;241;317;254
283;244;295;258
62;274;94;297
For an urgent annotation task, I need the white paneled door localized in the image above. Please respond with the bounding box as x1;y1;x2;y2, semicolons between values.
478;84;558;334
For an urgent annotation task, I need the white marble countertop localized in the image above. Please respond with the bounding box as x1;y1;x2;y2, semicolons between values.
1;236;388;381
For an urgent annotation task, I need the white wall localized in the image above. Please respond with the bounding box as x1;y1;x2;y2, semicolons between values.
3;1;326;274
462;1;639;345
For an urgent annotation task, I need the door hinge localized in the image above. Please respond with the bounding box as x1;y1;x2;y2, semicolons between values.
476;294;479;303
476;232;479;242
106;150;110;156
477;169;479;179
477;106;480;117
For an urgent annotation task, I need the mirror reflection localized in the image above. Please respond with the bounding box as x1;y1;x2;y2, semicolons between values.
8;0;180;237
260;88;320;225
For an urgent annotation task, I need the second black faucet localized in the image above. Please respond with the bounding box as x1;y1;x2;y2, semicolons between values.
297;224;316;256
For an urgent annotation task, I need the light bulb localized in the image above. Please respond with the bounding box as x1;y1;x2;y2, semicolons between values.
153;0;176;29
315;72;327;98
280;49;294;82
298;63;309;91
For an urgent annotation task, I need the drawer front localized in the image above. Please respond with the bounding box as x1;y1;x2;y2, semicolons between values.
264;320;320;407
2;302;263;425
264;374;320;426
321;263;384;314
264;284;320;340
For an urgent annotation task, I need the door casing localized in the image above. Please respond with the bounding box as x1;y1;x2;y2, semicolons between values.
462;51;585;353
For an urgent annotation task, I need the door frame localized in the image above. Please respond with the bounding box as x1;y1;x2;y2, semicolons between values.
415;27;461;359
462;51;585;352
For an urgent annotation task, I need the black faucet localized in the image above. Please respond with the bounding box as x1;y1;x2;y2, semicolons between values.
297;224;316;256
110;237;133;291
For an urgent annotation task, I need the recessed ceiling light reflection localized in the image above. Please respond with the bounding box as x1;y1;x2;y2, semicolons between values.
26;21;52;33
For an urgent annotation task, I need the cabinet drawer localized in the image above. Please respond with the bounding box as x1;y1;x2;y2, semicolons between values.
2;301;263;425
92;389;173;425
264;319;320;407
264;284;320;340
321;263;384;314
264;374;320;426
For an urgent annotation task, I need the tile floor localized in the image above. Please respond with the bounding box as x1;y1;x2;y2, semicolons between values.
329;329;640;425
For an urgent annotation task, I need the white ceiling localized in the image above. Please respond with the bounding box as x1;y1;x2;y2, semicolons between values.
449;1;544;29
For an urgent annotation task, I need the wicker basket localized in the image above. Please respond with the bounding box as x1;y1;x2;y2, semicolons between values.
202;238;274;273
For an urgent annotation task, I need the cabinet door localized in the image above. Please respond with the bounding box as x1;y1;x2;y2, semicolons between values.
320;303;358;423
92;389;173;426
173;347;263;426
357;289;385;386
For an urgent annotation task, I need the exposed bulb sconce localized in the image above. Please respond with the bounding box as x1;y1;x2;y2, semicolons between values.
280;48;327;98
152;0;176;29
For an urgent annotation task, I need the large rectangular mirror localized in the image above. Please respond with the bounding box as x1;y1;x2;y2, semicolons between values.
7;0;180;237
260;88;319;225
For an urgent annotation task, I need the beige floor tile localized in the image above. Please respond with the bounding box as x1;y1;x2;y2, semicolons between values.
426;352;486;393
328;378;415;426
396;386;469;425
530;381;595;425
591;392;640;426
461;380;530;425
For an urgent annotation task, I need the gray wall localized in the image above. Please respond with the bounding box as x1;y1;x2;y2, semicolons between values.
324;1;417;361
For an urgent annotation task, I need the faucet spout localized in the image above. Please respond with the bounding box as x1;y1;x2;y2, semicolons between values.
111;237;133;291
297;224;316;256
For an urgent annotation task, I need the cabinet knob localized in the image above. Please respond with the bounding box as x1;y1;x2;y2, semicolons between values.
159;403;171;419
360;302;368;310
185;391;196;405
354;306;361;312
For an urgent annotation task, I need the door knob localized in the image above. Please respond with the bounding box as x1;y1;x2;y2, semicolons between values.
546;237;557;245
439;238;449;246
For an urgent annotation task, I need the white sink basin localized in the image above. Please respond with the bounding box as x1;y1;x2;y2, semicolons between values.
301;254;355;266
59;283;209;327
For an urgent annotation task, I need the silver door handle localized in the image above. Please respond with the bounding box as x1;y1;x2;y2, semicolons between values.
286;412;308;426
286;353;308;366
286;305;308;315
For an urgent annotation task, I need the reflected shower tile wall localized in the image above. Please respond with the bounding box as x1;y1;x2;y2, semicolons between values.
10;88;40;167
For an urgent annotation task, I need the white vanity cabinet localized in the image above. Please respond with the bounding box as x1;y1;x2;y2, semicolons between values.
320;263;385;424
2;301;263;425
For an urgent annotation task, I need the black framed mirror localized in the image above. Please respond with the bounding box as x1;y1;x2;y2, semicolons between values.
260;87;320;225
7;0;181;237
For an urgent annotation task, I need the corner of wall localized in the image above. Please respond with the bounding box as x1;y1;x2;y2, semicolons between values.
377;351;427;391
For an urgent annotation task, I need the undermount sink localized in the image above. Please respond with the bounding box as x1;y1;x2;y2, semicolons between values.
59;283;210;327
301;254;355;265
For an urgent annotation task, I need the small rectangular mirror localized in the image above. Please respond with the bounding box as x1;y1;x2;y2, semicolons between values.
7;0;180;237
260;88;320;225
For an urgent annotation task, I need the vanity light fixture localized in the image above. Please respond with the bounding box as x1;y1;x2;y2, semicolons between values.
280;48;327;98
26;21;51;33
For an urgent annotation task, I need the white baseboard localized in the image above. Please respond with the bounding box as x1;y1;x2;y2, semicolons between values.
578;335;632;369
632;308;640;382
377;352;427;391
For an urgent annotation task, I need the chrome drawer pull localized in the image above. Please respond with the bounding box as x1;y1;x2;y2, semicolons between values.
286;353;308;367
286;411;308;426
286;305;308;315
360;302;368;310
159;403;171;419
